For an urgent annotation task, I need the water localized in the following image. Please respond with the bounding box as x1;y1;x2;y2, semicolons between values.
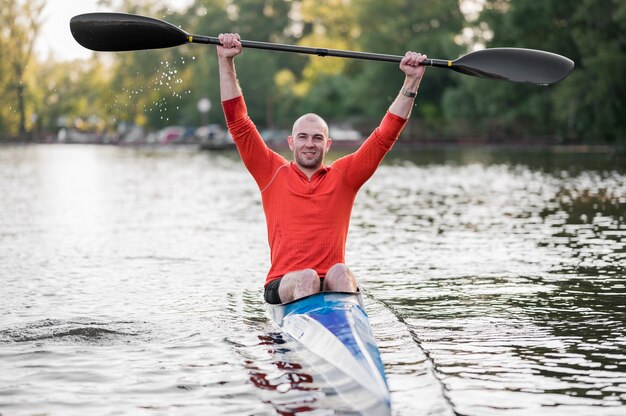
0;144;624;415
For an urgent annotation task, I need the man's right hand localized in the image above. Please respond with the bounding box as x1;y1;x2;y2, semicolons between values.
217;33;243;59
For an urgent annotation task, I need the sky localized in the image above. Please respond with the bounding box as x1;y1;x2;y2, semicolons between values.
35;0;192;61
36;1;110;61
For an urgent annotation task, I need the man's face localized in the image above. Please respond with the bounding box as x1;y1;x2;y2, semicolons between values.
288;116;332;172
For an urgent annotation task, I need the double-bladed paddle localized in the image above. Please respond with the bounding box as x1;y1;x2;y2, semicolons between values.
70;12;574;86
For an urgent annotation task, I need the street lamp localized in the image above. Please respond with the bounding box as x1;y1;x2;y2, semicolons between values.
197;97;211;127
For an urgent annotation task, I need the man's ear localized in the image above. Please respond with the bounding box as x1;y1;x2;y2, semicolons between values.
287;135;294;151
326;138;332;151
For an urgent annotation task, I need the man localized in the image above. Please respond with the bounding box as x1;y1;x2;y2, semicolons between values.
217;33;427;304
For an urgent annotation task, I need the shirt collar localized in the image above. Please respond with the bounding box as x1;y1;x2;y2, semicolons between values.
290;162;329;179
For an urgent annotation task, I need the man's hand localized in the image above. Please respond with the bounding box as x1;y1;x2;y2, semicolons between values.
217;33;242;59
400;51;427;81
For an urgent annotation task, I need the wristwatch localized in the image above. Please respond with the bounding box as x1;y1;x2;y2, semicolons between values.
401;87;417;98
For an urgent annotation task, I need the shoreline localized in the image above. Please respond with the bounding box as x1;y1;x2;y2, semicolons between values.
2;139;624;155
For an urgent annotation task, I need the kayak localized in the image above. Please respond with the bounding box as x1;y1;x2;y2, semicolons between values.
267;291;391;414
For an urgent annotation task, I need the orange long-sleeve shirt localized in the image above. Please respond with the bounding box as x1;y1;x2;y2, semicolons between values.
223;96;407;286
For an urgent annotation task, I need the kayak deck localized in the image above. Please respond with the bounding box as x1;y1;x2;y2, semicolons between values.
267;292;390;413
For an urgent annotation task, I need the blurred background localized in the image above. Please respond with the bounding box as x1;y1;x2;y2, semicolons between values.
1;0;624;147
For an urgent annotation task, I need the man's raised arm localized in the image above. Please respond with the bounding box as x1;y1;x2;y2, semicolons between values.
217;33;243;101
388;51;428;119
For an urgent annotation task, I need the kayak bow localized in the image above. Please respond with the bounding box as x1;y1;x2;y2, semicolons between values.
267;291;390;412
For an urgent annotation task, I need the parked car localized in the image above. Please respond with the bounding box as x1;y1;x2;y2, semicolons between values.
117;123;145;144
196;124;233;150
156;126;186;144
260;129;289;144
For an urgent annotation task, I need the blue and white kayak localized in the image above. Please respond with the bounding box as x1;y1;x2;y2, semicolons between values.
267;291;390;413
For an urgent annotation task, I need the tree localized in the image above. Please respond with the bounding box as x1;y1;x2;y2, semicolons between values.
30;57;113;135
162;0;231;128
264;0;465;128
283;0;360;120
350;0;465;119
0;0;44;138
220;0;297;127
94;0;298;130
444;0;626;143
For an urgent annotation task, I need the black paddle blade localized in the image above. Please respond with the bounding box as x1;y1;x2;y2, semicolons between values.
70;12;189;52
452;48;574;85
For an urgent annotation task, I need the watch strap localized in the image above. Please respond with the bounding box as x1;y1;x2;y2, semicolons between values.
400;87;417;98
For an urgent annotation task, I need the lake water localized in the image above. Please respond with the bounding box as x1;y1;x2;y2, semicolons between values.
1;144;624;415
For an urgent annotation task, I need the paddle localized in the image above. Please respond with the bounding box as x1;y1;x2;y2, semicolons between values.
70;12;574;86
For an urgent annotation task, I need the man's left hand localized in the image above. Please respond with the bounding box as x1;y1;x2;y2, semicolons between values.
400;51;427;81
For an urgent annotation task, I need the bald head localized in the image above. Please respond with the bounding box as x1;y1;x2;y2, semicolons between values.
288;113;332;177
292;113;329;138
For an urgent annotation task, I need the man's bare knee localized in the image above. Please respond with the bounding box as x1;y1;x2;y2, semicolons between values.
327;263;350;278
280;269;320;302
297;269;321;291
324;263;357;292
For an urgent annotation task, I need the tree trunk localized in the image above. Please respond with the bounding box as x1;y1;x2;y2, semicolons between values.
17;83;26;136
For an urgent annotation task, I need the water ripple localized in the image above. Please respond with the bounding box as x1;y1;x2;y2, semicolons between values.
0;319;144;344
1;145;624;415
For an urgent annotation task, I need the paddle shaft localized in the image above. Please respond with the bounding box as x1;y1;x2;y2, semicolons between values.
190;34;449;67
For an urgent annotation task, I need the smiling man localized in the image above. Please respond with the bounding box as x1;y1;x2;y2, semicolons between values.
217;33;427;304
289;113;331;176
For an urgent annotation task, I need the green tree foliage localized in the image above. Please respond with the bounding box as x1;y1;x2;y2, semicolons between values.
444;0;626;143
1;0;624;144
349;0;465;122
219;0;295;126
98;0;191;129
280;0;360;120
30;58;112;134
0;0;44;137
274;0;465;130
165;0;230;128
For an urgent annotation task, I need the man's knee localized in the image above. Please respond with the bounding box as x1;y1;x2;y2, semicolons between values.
297;269;321;290
326;263;351;279
280;269;321;302
324;263;357;291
